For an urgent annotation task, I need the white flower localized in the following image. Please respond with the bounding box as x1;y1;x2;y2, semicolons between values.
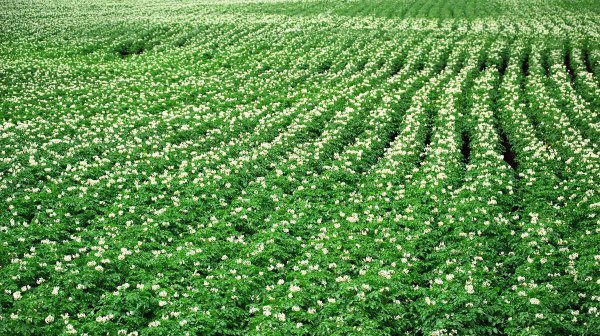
530;298;540;305
148;320;161;327
347;214;359;223
45;315;55;324
12;291;21;300
66;324;77;334
378;270;393;279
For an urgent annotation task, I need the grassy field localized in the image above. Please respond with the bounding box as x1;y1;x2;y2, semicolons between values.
1;0;600;335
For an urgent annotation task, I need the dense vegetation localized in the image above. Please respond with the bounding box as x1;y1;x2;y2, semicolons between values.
1;0;600;335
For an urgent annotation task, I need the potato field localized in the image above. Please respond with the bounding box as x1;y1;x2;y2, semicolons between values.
1;0;600;335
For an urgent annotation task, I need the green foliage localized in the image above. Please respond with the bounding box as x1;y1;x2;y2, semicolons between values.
1;0;599;335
